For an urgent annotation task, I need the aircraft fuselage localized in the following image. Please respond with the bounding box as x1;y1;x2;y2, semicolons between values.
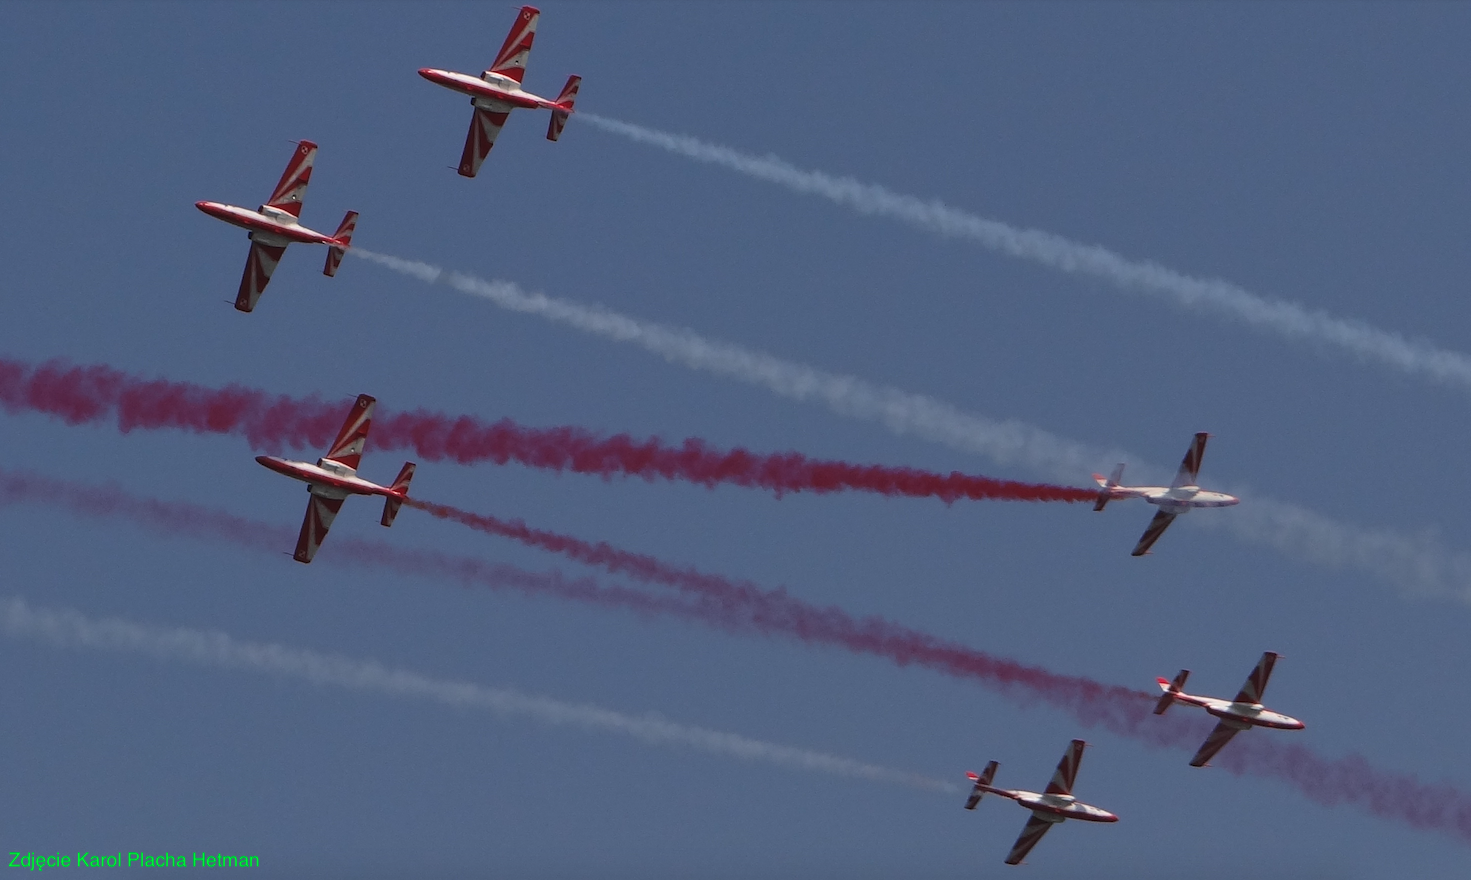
255;455;400;500
1175;693;1304;730
982;787;1118;823
195;201;339;247
418;68;558;110
1111;483;1239;513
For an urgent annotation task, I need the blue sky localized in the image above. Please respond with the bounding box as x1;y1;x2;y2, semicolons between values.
3;1;1470;876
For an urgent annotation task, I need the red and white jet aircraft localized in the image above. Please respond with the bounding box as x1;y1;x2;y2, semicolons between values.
195;141;357;313
1092;432;1239;556
418;6;581;177
963;740;1118;866
1155;651;1305;767
255;394;415;564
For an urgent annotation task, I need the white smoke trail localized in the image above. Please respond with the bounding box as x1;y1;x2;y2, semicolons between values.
350;250;1471;604
579;113;1471;393
1201;497;1471;606
0;596;955;794
351;248;1130;482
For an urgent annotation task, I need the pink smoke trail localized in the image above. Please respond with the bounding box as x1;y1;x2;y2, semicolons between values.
0;469;698;622
402;496;1471;842
0;355;1092;503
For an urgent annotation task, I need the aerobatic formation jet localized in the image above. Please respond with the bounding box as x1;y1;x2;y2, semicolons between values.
419;5;581;177
196;141;357;313
963;740;1118;865
1092;432;1239;556
1155;651;1305;767
255;395;416;564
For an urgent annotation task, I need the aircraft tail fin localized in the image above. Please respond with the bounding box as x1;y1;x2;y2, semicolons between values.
323;211;358;277
381;462;416;527
546;75;580;141
963;761;998;810
1092;463;1125;511
1154;669;1189;714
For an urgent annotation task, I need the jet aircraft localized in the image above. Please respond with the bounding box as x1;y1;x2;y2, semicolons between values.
196;141;357;312
963;739;1118;865
418;6;581;177
1155;651;1305;767
255;395;415;564
1092;432;1238;555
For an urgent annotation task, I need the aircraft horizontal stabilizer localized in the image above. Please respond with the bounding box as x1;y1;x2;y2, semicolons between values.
1093;463;1124;511
324;211;358;277
1154;669;1189;714
547;75;581;141
963;761;998;810
381;462;416;527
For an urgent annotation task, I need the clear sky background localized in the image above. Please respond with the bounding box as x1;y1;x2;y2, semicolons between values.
3;1;1470;876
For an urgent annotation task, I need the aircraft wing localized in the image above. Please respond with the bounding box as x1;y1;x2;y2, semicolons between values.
293;493;346;564
488;6;539;83
458;106;512;178
265;141;316;218
323;394;377;470
1233;651;1280;704
1004;814;1057;865
1130;509;1177;556
235;242;288;312
1170;432;1209;488
1043;739;1086;796
1188;720;1243;767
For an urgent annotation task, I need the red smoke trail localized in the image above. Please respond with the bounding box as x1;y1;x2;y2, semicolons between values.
1218;737;1471;838
5;471;1470;843
0;355;1092;503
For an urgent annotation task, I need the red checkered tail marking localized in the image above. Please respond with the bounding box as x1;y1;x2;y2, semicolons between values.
324;211;358;277
546;75;580;141
381;462;416;527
